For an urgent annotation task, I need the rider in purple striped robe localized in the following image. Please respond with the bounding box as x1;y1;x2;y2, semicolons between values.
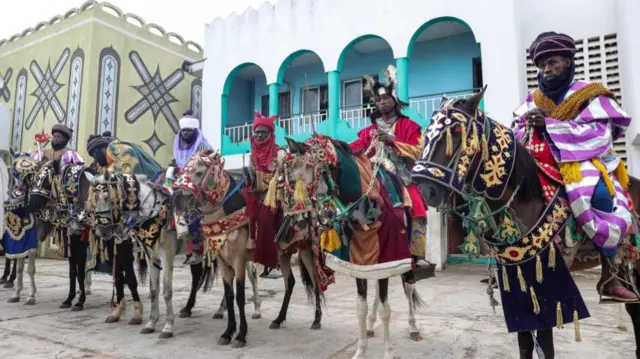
512;31;637;302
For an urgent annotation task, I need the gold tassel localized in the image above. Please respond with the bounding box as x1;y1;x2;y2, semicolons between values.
559;162;583;184
320;229;341;252
573;310;582;342
549;243;556;269
535;254;543;283
445;127;453;157
530;286;541;314
481;135;489;161
502;267;510;292
469;122;480;151
592;158;616;196
615;159;630;189
460;124;467;152
294;179;307;206
263;174;278;209
517;265;526;292
556;302;564;329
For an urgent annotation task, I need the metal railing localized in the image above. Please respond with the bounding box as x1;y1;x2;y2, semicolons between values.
408;88;479;120
224;111;327;143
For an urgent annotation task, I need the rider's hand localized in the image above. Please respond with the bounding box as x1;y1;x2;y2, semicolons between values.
378;132;395;145
525;108;547;129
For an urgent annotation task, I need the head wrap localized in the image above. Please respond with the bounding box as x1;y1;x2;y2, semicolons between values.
51;124;73;140
529;32;576;67
173;127;211;169
87;131;111;155
179;109;200;130
363;65;408;121
252;110;277;133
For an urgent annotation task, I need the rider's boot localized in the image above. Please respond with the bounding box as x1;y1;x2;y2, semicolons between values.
129;301;143;325
106;300;126;323
597;253;639;302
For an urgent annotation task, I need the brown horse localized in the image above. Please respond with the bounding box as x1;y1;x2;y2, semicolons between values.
411;87;640;359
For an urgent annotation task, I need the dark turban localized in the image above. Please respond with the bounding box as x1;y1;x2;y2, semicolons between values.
51;124;73;140
87;131;111;155
529;32;576;67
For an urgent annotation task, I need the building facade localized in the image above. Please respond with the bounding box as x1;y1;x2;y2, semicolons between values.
0;1;203;164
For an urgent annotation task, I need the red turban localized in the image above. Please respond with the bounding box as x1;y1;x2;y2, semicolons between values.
252;110;277;133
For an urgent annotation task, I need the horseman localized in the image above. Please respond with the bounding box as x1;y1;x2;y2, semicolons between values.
246;111;282;279
349;66;434;276
512;31;636;302
35;124;84;168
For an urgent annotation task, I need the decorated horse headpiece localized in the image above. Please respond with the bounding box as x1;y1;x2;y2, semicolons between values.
31;160;56;200
411;89;517;200
10;150;40;186
173;151;229;206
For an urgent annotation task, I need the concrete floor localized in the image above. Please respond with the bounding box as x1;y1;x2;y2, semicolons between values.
0;258;636;359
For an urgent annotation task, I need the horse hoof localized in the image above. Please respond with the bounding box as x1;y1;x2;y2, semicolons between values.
128;318;143;325
212;313;224;320
105;316;120;323
231;339;246;348
158;332;173;339
85;290;92;295
269;321;282;330
218;336;231;346
3;282;14;289
7;297;19;303
71;303;84;312
179;311;192;319
251;313;262;320
24;298;35;305
140;328;155;335
59;301;72;309
367;330;375;338
0;278;7;284
310;322;321;330
409;332;424;341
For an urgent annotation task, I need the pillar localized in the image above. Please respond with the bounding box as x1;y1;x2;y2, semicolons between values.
268;83;279;116
395;57;410;103
327;71;341;137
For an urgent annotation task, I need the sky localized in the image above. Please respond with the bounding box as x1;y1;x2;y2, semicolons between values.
1;0;275;45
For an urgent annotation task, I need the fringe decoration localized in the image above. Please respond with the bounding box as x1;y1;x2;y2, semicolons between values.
592;158;615;196
469;122;480;151
502;266;510;292
535;255;543;283
530;286;541;314
517;265;526;292
320;229;341;252
559;161;583;185
556;302;564;329
460;124;467;152
481;135;489;161
294;179;307;206
263;173;278;209
445;127;453;157
574;309;582;342
615;159;630;189
549;243;556;269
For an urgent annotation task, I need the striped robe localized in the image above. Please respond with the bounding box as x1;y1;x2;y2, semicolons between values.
512;80;632;251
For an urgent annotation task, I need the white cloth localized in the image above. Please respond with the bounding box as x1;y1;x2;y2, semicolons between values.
179;116;199;130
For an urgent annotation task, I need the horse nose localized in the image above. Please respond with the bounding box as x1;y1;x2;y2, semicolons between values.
428;186;438;201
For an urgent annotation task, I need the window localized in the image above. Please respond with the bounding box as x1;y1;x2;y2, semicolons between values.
472;57;483;89
343;75;379;107
260;95;269;117
301;85;328;114
260;91;292;118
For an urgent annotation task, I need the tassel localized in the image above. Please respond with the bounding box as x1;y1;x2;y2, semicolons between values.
517;265;526;292
502;267;510;292
321;229;341;252
263;174;278;209
559;162;583;184
481;135;489;161
549;243;556;269
574;310;582;342
469;122;480;151
445;127;453;157
530;286;541;314
294;179;307;205
615;159;630;189
592;158;616;196
460;124;467;152
556;302;564;329
535;254;543;283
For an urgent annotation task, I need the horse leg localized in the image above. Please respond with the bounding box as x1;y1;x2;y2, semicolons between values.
122;241;142;325
270;252;294;329
377;278;393;359
517;332;535;359
231;256;248;348
7;257;24;303
106;242;126;323
352;279;368;359
3;259;16;288
626;303;640;358
298;249;322;330
159;233;176;339
0;257;9;283
214;291;227;320
246;261;262;319
402;272;423;341
24;251;37;305
367;294;379;338
536;328;555;359
60;256;77;308
85;266;92;295
72;238;87;311
218;264;236;346
141;248;160;334
180;263;202;318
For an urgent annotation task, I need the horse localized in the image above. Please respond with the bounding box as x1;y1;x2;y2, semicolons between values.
411;87;640;359
28;158;94;310
1;256;17;288
283;135;426;359
172;150;262;348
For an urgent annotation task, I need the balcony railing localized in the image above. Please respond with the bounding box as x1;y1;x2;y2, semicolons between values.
223;89;479;144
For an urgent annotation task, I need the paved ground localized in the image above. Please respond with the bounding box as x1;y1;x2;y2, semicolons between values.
0;258;636;359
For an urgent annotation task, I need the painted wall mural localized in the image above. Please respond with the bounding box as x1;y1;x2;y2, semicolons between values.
65;48;85;149
11;70;27;152
95;47;121;136
191;78;203;126
25;48;71;129
0;68;12;103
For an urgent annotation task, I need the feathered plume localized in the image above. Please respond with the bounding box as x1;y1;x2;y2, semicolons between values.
384;65;398;87
363;75;376;96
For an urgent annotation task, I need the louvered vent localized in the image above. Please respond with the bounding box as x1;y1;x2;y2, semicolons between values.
525;33;625;162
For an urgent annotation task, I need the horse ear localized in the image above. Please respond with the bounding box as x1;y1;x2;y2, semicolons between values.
467;85;488;113
284;137;296;152
9;147;15;158
439;96;449;109
84;172;95;184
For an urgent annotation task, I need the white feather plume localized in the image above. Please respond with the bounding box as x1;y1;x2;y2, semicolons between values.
385;65;398;86
363;75;376;95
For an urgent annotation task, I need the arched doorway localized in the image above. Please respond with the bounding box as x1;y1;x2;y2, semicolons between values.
275;50;326;141
336;35;395;138
221;63;268;155
407;17;481;124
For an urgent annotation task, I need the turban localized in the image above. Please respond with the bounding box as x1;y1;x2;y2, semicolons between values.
51;124;73;140
529;32;576;67
252;110;277;133
179;109;200;130
87;132;111;155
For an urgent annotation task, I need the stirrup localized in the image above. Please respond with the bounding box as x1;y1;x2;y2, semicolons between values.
597;267;640;304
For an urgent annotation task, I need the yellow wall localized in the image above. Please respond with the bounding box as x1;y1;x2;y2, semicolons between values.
0;6;202;166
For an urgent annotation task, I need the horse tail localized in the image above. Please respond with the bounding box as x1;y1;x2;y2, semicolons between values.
402;272;425;311
299;258;315;303
138;255;148;285
200;261;216;293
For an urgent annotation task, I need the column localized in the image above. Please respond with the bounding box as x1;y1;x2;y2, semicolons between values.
395;57;410;103
268;83;279;116
327;71;341;137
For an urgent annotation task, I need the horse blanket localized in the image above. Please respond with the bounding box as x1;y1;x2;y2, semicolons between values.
2;201;38;259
